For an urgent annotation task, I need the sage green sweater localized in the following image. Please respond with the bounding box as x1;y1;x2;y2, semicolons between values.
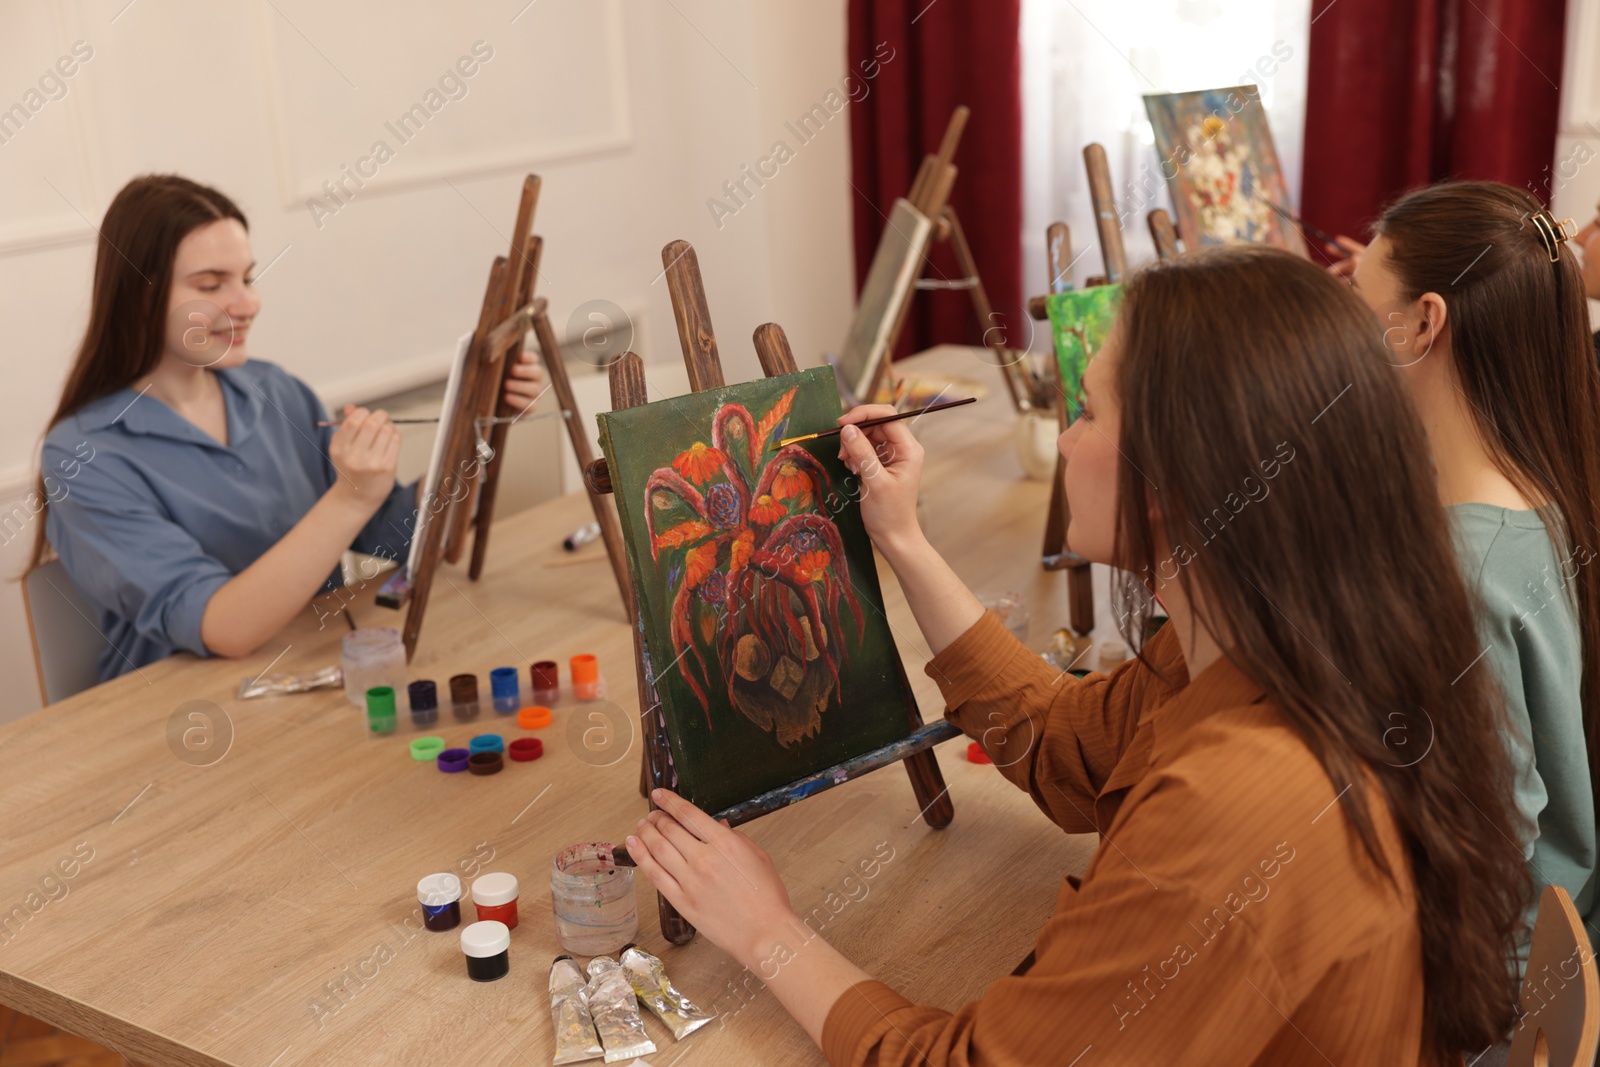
1451;503;1596;963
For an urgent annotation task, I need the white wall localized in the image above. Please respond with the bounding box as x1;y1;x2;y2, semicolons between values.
0;0;854;719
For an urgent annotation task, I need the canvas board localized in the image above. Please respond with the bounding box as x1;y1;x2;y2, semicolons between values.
834;198;933;403
1144;86;1307;255
597;367;914;813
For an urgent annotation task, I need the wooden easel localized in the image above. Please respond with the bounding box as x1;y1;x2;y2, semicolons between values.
585;240;958;945
1148;208;1181;260
398;174;631;659
1020;144;1141;636
851;107;1040;412
1026;222;1094;636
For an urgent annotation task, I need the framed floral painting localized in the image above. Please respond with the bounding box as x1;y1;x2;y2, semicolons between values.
597;367;914;813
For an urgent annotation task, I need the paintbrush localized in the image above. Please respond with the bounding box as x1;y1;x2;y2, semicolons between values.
317;417;441;426
769;396;976;450
1241;174;1346;255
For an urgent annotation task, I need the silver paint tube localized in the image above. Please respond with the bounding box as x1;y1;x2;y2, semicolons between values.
620;943;713;1040
585;955;657;1063
550;956;604;1065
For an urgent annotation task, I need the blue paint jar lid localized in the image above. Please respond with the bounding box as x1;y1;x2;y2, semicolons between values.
489;667;519;697
469;734;505;753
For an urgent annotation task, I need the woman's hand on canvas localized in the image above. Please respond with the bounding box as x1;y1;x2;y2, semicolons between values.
627;789;801;970
327;404;401;514
837;404;924;554
1324;235;1365;279
502;347;547;416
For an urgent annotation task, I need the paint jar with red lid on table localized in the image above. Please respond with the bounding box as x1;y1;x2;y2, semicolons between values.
471;872;520;929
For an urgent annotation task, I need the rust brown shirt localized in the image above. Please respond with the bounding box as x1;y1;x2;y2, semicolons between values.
821;612;1433;1066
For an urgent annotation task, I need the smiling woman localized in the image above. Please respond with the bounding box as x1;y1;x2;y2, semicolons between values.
25;174;543;682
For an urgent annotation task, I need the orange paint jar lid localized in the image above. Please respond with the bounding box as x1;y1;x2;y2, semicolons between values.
518;705;552;730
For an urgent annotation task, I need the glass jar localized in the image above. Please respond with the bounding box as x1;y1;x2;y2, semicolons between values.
342;627;407;709
550;842;637;955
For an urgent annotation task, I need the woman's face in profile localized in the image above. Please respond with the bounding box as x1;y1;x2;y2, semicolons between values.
163;218;260;371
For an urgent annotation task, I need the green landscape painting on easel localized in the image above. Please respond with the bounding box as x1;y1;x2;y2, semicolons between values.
597;367;913;813
1046;285;1122;422
1144;86;1307;255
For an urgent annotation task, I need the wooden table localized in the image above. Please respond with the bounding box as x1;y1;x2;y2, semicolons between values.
0;347;1110;1066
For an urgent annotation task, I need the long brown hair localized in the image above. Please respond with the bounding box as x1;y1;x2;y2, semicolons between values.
29;175;247;569
1111;246;1527;1059
1376;179;1600;869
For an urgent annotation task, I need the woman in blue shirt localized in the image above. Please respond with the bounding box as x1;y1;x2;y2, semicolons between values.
29;175;544;681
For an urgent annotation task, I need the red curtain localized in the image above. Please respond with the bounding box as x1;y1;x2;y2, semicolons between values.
1301;0;1567;242
847;0;1023;359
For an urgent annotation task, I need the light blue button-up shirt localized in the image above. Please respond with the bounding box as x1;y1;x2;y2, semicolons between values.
42;359;418;682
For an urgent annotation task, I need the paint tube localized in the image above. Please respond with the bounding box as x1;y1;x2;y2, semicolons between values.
550;956;604;1065
237;665;342;699
585;955;657;1063
620;943;713;1040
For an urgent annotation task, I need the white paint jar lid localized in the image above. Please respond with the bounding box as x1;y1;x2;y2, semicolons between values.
417;872;461;906
471;872;519;906
460;920;511;958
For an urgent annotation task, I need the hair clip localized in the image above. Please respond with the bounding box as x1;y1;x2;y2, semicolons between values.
1531;211;1577;262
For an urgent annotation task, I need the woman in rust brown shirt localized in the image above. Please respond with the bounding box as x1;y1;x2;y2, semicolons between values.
626;247;1529;1065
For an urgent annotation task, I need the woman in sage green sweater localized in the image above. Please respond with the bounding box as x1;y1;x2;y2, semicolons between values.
1341;182;1600;970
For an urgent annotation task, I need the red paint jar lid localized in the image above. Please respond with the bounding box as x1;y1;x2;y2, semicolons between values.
468;751;503;775
509;737;544;761
966;742;992;764
460;920;510;958
471;872;519;906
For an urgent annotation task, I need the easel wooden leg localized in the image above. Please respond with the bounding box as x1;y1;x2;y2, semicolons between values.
1067;562;1093;637
944;207;1030;411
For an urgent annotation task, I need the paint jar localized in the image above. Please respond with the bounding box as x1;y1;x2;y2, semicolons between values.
365;686;397;735
550;842;637;955
408;680;439;727
450;674;480;722
417;872;462;932
531;660;560;705
460;920;510;982
342;627;406;709
471;872;520;929
570;655;601;702
1098;639;1128;672
490;667;521;713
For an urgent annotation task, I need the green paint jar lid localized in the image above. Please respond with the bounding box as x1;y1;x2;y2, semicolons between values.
410;736;446;760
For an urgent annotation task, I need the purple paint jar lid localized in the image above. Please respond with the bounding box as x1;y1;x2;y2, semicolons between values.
437;748;470;773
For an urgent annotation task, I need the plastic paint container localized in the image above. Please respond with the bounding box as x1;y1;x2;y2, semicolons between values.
407;680;439;726
490;667;521;713
449;674;480;722
530;660;559;705
518;705;551;730
437;748;470;773
410;736;445;761
366;686;397;735
570;655;600;702
550;842;637;955
509;737;543;762
468;751;503;776
469;734;505;754
417;872;462;932
460;920;510;982
471;872;520;929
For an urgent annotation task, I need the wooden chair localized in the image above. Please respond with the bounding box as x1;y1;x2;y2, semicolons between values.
1508;885;1599;1066
22;558;103;706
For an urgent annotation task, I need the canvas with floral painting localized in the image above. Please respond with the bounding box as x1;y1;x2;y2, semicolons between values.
1144;85;1307;256
597;367;914;814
